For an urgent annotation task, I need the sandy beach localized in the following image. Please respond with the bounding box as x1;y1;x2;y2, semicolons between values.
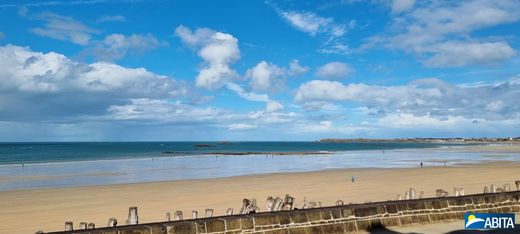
0;158;519;233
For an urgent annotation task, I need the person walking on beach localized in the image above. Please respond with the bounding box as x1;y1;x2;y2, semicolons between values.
351;175;356;183
420;162;423;168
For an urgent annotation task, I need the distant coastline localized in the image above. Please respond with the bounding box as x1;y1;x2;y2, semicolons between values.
163;151;333;155
318;137;520;144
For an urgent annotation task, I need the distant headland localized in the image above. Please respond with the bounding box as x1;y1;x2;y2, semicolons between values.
318;137;520;143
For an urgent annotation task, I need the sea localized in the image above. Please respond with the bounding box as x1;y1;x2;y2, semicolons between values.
1;142;519;191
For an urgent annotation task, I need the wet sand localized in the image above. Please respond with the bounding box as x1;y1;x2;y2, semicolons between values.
1;160;519;233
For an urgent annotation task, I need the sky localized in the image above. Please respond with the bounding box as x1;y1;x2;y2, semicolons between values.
0;0;520;141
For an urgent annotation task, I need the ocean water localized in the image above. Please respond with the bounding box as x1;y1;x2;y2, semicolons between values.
1;142;519;191
0;141;444;164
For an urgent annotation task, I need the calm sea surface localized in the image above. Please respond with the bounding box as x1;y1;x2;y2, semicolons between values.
1;142;519;191
0;141;445;164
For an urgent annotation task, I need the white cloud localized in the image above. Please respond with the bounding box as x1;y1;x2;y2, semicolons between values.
0;44;308;139
30;13;99;45
0;44;187;121
279;11;338;36
175;25;240;89
246;110;297;125
295;77;520;121
107;98;222;122
265;101;284;113
317;41;350;55
0;44;303;137
378;113;465;128
224;81;285;116
368;112;520;138
371;0;520;67
391;0;415;13
197;33;240;65
246;61;286;92
370;113;520;137
224;82;269;102
174;26;214;47
423;41;516;67
226;59;305;102
287;59;309;76
295;80;366;102
299;120;333;132
485;101;505;112
175;26;297;107
196;64;238;90
96;15;126;23
83;33;167;61
277;9;350;55
295;120;371;134
390;1;520;45
228;123;257;131
315;62;353;79
300;101;345;112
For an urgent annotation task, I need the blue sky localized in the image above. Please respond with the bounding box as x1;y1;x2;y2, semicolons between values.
0;0;520;141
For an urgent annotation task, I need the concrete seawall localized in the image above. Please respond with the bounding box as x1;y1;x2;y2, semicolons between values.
46;191;520;234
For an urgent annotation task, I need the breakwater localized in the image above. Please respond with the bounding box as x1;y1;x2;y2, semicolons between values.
45;190;520;234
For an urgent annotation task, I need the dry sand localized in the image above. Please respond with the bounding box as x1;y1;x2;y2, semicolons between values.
1;161;519;233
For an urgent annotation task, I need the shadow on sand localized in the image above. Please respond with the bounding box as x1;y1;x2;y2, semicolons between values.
367;223;520;234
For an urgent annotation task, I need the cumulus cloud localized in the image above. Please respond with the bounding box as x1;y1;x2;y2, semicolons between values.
287;59;309;76
265;101;284;113
30;12;99;45
175;25;240;90
315;62;353;79
369;0;520;67
175;25;301;106
83;33;167;61
295;77;520;121
243;59;307;94
246;61;286;92
0;44;300;140
293;76;520;137
0;44;186;121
